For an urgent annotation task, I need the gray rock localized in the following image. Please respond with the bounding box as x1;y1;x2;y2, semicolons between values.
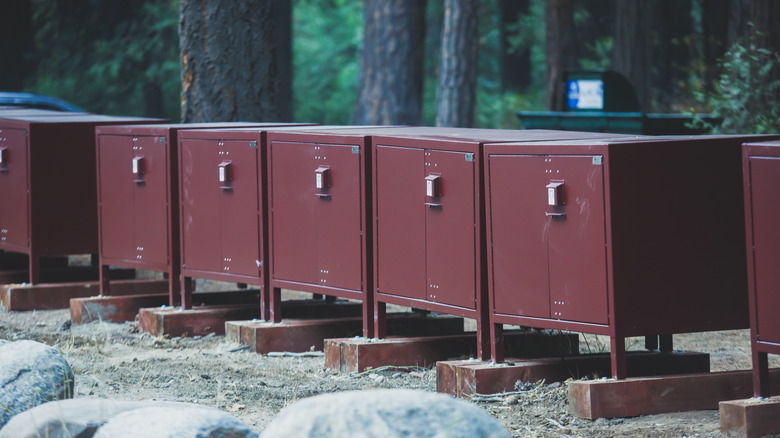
94;405;258;438
260;389;511;438
0;399;198;438
0;340;74;428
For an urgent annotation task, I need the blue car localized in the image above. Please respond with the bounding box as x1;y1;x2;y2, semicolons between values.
0;91;86;112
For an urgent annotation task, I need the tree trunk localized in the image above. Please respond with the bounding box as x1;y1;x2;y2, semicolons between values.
436;0;480;127
0;0;34;91
353;0;426;125
612;0;653;111
499;0;530;92
180;0;288;123
702;0;730;90
545;0;578;111
653;0;692;111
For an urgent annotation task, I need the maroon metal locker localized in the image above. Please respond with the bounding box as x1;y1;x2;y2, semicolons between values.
369;128;634;359
267;126;427;337
96;123;267;306
177;124;313;311
742;141;780;397
0;114;166;285
486;135;779;378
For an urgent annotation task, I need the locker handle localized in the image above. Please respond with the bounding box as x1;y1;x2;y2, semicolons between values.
0;147;7;172
545;212;566;219
219;161;232;190
132;156;145;183
424;202;442;209
315;193;331;199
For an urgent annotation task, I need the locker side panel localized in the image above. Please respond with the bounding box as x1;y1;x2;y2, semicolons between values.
316;144;363;291
219;140;262;277
133;136;169;265
0;128;30;249
97;134;135;260
487;155;551;318
179;139;221;272
270;141;317;284
547;155;609;324
749;157;780;344
375;145;426;300
425;150;476;309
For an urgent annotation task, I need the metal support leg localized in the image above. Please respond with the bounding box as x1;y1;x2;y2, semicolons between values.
754;349;771;397
644;335;658;351
374;301;387;339
490;323;505;363
611;336;627;379
269;287;282;323
28;252;40;285
99;264;111;296
181;276;193;310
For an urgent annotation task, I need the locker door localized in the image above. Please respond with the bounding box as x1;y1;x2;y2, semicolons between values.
0;129;29;248
133;136;169;265
270;141;317;284
487;155;550;318
97;134;135;260
180;139;221;272
749;157;780;344
375;146;426;300
316;144;362;291
219;140;261;277
547;155;608;324
425;150;476;309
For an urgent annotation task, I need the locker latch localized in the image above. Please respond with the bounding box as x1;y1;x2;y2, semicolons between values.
315;166;330;189
219;161;232;190
0;147;7;172
546;182;564;206
425;174;441;197
132;156;145;183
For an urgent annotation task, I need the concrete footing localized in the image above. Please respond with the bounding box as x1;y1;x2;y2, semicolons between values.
139;299;367;337
720;395;780;438
1;278;163;311
437;350;711;400
570;368;780;419
226;314;466;355
325;330;579;372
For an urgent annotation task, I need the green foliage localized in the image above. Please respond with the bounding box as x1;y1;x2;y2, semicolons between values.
690;32;780;134
27;0;180;120
293;0;362;124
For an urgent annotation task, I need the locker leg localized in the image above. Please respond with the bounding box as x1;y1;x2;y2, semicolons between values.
236;283;248;289
361;293;374;339
181;276;193;310
325;295;336;304
644;335;658;351
659;334;673;352
312;293;324;300
754;350;770;397
168;271;181;307
610;336;627;379
28;252;40;285
259;285;270;321
490;323;505;363
269;287;282;323
99;264;111;296
374;301;387;339
90;253;99;266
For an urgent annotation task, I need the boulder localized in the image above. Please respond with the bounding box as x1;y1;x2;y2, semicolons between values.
0;340;74;428
260;389;511;438
94;405;258;438
0;399;197;438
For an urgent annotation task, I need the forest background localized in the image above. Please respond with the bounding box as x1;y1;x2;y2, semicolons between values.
1;0;779;133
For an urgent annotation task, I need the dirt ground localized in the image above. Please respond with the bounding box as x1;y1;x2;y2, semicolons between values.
0;303;770;437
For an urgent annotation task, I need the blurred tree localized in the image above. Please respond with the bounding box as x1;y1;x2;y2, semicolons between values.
436;0;480;127
180;0;289;122
612;1;652;111
701;0;730;91
28;0;179;119
353;0;426;125
545;0;578;111
0;0;35;91
653;0;693;112
499;0;530;92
